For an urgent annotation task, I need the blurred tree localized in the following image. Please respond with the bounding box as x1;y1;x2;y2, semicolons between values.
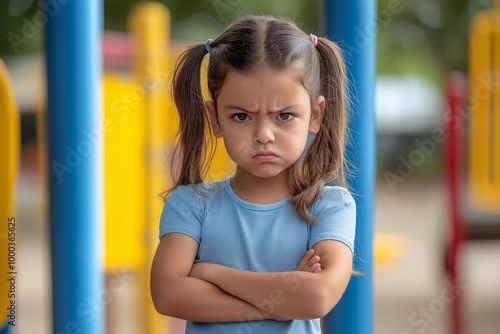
0;0;41;56
0;0;318;55
104;0;319;42
0;0;495;80
377;0;493;80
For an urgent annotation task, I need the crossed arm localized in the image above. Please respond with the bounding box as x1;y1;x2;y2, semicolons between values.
150;233;352;322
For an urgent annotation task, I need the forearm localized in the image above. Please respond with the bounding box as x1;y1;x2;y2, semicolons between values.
201;265;335;319
153;275;277;322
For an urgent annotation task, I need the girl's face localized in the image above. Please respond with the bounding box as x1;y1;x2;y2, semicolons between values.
206;66;324;180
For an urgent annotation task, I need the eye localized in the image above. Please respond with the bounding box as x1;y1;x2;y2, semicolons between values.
231;113;250;122
277;113;294;122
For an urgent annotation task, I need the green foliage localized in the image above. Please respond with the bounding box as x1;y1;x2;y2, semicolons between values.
0;0;495;78
0;0;318;55
0;1;41;56
104;0;319;42
376;0;492;78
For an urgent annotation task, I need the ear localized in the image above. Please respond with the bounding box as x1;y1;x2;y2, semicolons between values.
309;95;325;134
205;100;223;138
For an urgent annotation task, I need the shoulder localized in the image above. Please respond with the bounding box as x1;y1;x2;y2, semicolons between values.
310;186;356;215
164;179;226;213
159;179;226;240
166;178;226;201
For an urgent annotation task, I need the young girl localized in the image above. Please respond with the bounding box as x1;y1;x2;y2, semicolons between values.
151;15;356;333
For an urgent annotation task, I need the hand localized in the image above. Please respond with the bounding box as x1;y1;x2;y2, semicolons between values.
296;249;322;273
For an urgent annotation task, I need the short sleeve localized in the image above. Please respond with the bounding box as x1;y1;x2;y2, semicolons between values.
159;185;206;243
308;186;356;253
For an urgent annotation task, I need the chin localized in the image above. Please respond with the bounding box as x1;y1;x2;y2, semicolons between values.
247;167;288;179
233;160;293;180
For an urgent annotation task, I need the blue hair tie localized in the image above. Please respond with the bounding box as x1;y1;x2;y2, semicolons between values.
205;39;213;53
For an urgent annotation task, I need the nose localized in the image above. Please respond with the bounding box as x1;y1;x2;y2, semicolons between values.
254;122;275;144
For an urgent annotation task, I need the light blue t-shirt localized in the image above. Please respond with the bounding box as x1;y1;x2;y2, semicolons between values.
159;176;356;334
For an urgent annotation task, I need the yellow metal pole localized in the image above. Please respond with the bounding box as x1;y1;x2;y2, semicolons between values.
103;72;147;333
469;9;500;212
104;73;147;272
493;9;500;209
128;3;170;333
0;59;20;329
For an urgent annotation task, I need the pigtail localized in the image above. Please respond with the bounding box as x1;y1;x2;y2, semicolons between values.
313;37;349;186
290;37;349;223
162;44;212;199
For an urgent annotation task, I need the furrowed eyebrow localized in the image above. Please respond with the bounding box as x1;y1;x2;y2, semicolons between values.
225;105;255;113
224;105;298;114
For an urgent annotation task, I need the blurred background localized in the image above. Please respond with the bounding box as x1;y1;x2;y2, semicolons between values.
1;0;500;333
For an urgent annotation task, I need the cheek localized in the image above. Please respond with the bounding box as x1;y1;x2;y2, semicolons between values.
223;130;252;155
278;135;307;158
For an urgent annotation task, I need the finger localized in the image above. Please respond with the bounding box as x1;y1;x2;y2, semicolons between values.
297;249;314;270
300;255;320;272
296;249;315;271
306;255;320;267
304;262;321;273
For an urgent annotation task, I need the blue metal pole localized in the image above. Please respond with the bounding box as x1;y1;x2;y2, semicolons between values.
44;1;103;333
322;1;376;333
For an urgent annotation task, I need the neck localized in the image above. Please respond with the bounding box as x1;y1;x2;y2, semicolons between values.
230;168;291;204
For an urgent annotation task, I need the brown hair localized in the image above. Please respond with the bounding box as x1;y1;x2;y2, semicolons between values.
165;15;350;224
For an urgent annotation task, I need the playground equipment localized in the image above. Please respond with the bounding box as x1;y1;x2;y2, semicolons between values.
42;1;375;333
103;3;173;332
0;59;20;334
323;1;375;333
45;1;104;333
445;71;467;334
445;3;500;334
469;8;500;214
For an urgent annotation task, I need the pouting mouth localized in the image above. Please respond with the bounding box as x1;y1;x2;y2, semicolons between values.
253;151;277;157
252;152;279;162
